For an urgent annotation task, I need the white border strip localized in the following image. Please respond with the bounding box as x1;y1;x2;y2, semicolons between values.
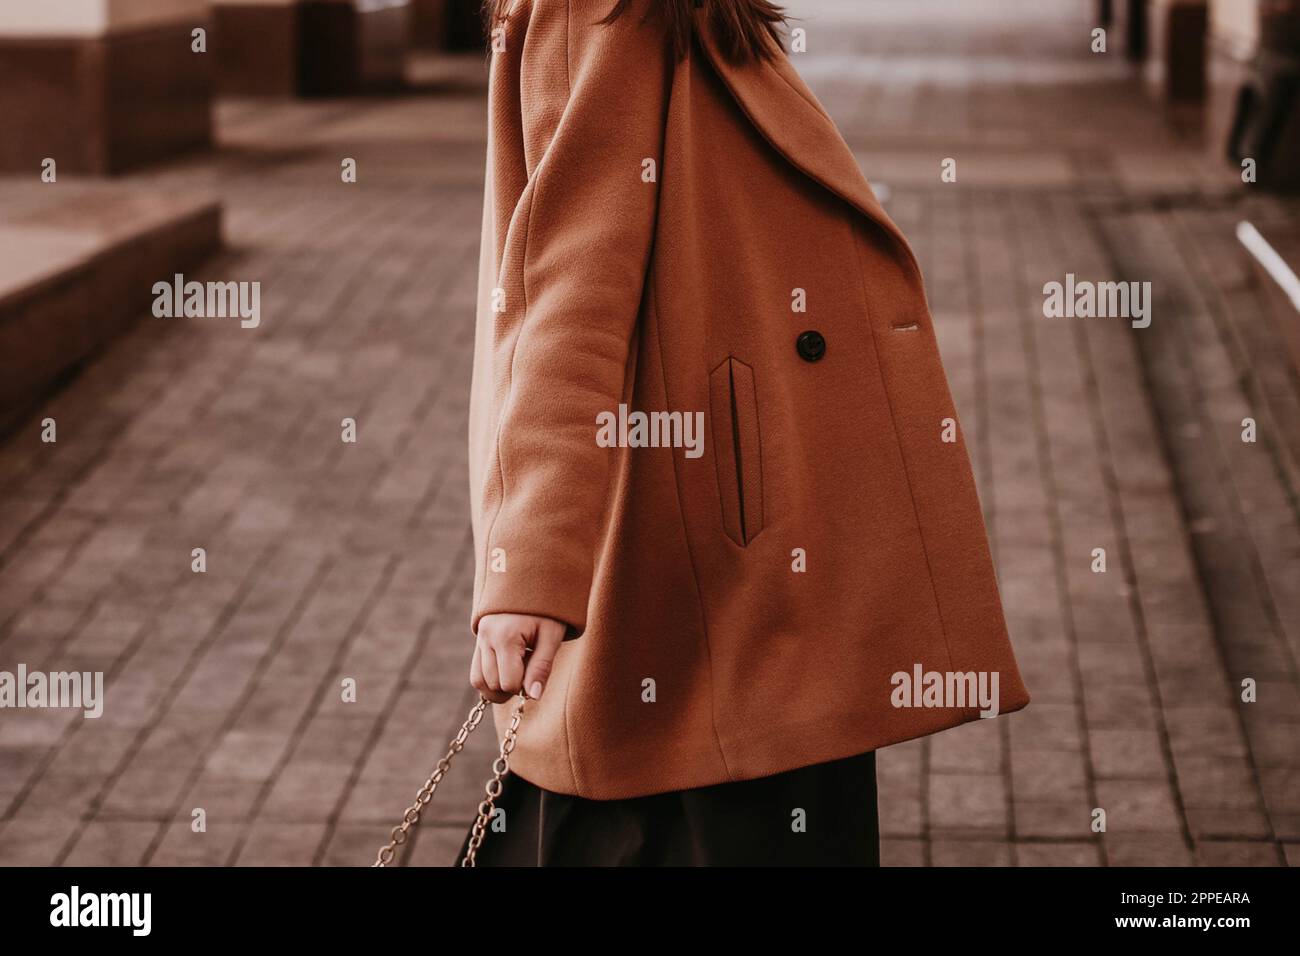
1237;221;1300;314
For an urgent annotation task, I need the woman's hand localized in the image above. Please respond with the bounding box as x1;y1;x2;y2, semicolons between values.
470;613;566;703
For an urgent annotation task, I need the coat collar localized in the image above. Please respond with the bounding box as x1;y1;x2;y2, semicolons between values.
692;16;919;272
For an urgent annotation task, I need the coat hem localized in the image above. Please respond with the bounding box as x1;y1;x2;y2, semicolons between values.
506;690;1030;801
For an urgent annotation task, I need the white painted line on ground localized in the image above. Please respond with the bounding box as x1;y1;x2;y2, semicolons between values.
1237;221;1300;314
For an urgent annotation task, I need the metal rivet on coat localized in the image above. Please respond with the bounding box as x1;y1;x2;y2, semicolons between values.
796;330;826;362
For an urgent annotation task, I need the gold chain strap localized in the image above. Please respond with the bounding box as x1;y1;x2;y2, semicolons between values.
461;693;526;866
372;692;527;868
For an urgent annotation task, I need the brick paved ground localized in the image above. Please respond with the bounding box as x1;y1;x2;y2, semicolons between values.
0;0;1296;866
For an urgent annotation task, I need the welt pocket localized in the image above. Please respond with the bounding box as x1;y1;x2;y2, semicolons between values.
709;356;764;547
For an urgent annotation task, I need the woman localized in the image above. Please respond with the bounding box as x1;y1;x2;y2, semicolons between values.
462;0;1029;866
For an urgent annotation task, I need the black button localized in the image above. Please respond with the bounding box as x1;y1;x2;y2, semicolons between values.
796;330;826;362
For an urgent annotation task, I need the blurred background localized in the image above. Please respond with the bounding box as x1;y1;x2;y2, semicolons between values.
0;0;1296;866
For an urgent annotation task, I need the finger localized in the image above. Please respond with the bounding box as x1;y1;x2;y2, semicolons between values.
523;619;565;700
494;630;528;696
469;640;485;690
479;638;502;691
476;642;511;703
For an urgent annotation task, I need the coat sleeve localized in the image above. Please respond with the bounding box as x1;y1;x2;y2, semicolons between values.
472;0;673;637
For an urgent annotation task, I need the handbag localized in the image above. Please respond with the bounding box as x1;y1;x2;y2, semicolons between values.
372;691;528;867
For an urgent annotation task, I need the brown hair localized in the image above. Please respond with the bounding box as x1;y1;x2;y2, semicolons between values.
484;0;787;63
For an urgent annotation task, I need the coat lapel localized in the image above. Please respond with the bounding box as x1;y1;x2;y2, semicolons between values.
692;16;918;266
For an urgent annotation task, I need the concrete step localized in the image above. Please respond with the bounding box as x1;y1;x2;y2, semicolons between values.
0;184;222;433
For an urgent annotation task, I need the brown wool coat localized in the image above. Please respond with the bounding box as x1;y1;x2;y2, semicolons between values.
469;0;1030;799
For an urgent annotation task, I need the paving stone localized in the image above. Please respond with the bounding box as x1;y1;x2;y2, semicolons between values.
62;821;159;867
259;761;353;822
929;773;1008;833
149;823;242;867
232;822;331;867
1104;834;1195;867
173;775;263;824
1094;779;1185;834
1090;729;1167;780
1010;749;1088;803
1015;801;1097;842
404;824;469;868
1185;807;1274;841
931;839;1013;867
318;824;393;868
0;813;81;866
1014;841;1102;867
880;838;925;868
1173;755;1265;812
1193;841;1285;867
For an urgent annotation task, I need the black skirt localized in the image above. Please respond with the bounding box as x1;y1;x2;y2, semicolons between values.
456;751;878;866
